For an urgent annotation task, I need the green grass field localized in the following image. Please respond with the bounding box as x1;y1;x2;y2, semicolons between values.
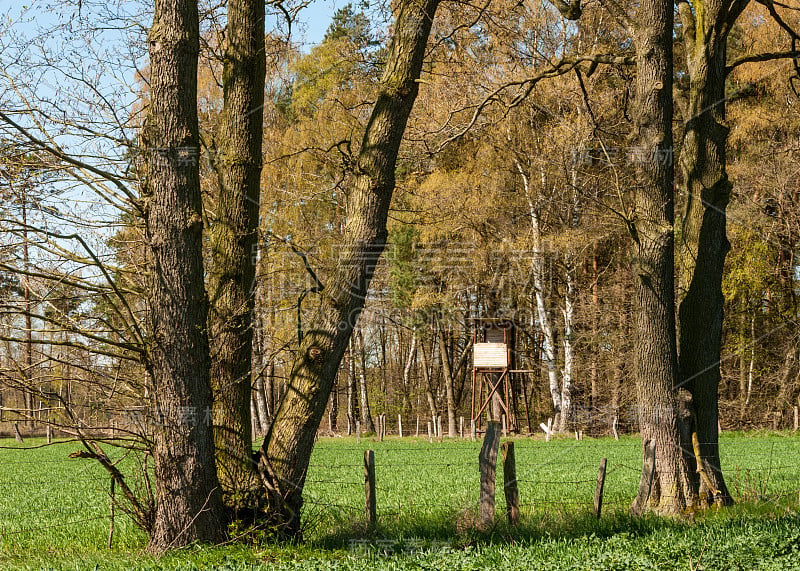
1;433;799;569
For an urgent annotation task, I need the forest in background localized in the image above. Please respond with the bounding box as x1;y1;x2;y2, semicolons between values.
2;0;799;451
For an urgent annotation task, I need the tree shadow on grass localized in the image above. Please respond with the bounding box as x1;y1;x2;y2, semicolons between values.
307;499;800;554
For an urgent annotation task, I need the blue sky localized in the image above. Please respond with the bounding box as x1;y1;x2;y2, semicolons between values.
298;0;339;47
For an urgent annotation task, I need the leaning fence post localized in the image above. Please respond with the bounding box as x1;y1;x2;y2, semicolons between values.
364;450;376;528
631;440;656;516
594;457;607;518
501;441;520;525
479;421;501;528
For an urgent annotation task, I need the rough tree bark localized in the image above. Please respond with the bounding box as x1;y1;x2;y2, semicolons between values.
257;0;440;536
207;0;266;507
629;0;695;514
675;0;748;507
143;0;225;551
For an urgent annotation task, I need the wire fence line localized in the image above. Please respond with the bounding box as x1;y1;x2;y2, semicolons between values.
1;435;799;543
299;435;800;534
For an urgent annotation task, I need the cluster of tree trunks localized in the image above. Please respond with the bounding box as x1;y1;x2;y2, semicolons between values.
143;0;226;551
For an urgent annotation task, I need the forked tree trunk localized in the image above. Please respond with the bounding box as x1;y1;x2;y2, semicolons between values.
257;0;440;536
630;0;695;514
143;0;225;551
207;0;266;505
675;0;744;507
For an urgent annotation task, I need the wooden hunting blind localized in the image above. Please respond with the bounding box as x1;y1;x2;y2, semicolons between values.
471;318;519;430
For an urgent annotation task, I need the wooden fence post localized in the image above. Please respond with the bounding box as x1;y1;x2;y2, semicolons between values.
501;441;520;525
479;421;501;528
631;440;656;516
794;406;798;432
415;416;419;437
398;414;403;438
501;414;507;437
437;415;443;439
460;416;464;439
594;457;607;518
378;415;384;442
471;419;476;442
356;421;361;444
13;422;23;443
364;450;376;528
427;421;432;443
612;415;619;440
46;424;52;444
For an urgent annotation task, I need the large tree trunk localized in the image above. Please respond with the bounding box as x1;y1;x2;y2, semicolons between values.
143;0;226;551
207;0;266;506
257;0;440;537
629;0;695;515
675;0;745;507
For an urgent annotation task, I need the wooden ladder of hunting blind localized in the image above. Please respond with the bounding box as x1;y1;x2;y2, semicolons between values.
470;318;534;433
